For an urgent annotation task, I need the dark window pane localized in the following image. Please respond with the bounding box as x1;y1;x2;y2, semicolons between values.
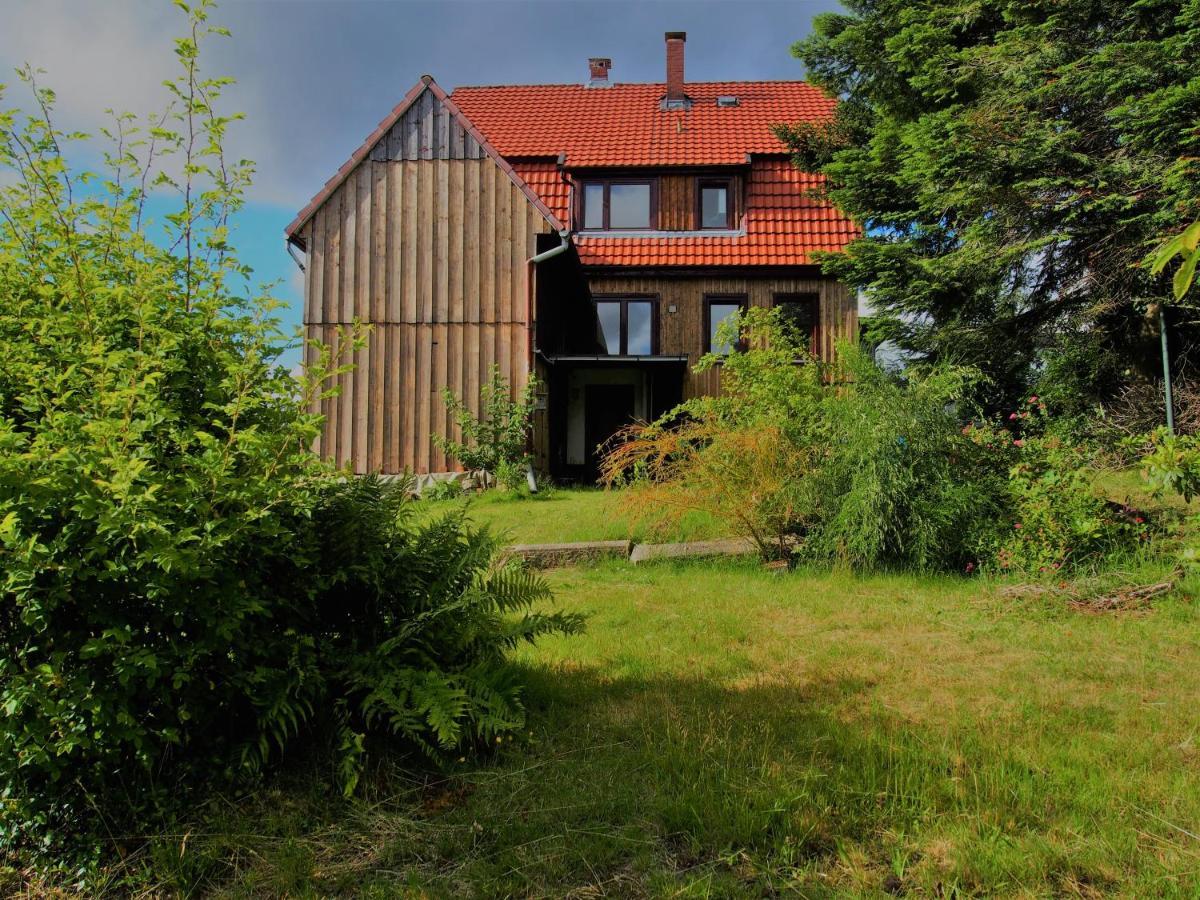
583;183;605;229
777;297;818;349
626;302;653;355
609;183;651;228
709;302;741;354
701;185;728;228
597;301;622;354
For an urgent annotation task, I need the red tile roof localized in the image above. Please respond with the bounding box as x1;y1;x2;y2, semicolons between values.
515;158;856;267
452;81;858;267
450;81;835;167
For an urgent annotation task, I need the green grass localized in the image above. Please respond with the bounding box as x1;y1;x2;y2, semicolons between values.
418;486;727;545
141;548;1200;897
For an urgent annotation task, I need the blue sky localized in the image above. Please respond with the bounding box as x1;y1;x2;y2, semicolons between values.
1;0;841;367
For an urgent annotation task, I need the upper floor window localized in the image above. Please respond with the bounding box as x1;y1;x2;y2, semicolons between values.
581;179;654;230
596;296;657;355
704;294;747;355
774;292;820;354
698;178;732;229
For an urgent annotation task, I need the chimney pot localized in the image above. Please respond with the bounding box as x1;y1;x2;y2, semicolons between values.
664;31;689;107
587;57;612;87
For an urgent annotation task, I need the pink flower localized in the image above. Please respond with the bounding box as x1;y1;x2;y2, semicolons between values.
1009;412;1018;420
1134;516;1144;524
1013;439;1025;447
1014;522;1023;530
1029;396;1038;403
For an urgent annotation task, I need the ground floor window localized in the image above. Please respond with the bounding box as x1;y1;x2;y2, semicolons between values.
704;294;748;355
773;292;820;354
595;297;656;355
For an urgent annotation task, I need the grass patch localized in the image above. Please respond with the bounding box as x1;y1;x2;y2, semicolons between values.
419;486;727;545
133;553;1200;897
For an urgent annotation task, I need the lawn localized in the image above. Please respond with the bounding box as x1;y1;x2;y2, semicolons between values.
418;486;727;545
152;547;1200;896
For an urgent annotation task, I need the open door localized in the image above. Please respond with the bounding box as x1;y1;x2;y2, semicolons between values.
583;383;636;481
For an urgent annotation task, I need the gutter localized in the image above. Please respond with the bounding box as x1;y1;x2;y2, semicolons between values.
286;239;306;273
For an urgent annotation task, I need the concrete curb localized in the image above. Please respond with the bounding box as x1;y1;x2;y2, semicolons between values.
503;540;632;569
629;537;758;564
501;537;758;568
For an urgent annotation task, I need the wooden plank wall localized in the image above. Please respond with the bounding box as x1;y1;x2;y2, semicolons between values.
302;155;553;474
586;274;856;398
656;174;742;231
658;175;693;231
369;87;488;162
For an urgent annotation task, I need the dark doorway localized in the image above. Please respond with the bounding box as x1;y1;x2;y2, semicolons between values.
584;384;636;480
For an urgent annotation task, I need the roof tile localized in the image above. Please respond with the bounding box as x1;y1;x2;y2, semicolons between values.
454;82;858;267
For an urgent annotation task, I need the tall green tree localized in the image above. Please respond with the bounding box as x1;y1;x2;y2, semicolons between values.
782;0;1200;410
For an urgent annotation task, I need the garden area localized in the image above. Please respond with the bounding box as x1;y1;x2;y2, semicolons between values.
4;0;1200;896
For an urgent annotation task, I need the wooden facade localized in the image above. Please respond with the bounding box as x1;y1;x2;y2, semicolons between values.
299;86;555;475
293;79;857;480
585;273;856;398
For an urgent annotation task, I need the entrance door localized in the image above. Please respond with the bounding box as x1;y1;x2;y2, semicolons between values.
584;384;636;481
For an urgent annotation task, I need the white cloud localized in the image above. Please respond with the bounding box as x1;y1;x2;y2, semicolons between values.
0;0;288;204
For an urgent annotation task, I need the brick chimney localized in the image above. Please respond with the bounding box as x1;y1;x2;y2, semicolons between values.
587;57;612;87
664;32;689;107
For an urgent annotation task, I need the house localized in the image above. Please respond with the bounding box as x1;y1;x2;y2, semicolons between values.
285;32;859;483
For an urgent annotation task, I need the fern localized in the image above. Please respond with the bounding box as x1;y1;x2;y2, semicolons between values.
310;477;585;780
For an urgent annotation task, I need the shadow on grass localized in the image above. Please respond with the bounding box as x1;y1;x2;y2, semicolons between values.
130;657;1178;899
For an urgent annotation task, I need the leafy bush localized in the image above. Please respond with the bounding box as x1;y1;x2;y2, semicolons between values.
1141;428;1200;504
0;4;579;866
605;308;1009;570
606;311;1143;575
424;477;469;501
435;365;537;491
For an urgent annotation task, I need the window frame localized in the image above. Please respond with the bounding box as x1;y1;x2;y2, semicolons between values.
593;294;659;356
696;177;734;230
578;178;658;231
772;292;821;358
703;293;749;355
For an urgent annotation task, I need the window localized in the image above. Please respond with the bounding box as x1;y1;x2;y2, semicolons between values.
698;178;732;229
580;179;655;230
595;297;657;355
774;292;820;355
704;294;747;355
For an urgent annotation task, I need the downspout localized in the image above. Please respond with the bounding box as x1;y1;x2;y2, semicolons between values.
523;156;574;491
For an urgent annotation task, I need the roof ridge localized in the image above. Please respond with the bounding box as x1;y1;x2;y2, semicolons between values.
449;79;823;91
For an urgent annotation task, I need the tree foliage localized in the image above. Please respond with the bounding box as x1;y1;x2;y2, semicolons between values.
0;1;579;866
782;0;1200;409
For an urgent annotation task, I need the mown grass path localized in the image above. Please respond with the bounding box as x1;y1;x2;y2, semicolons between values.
176;555;1200;897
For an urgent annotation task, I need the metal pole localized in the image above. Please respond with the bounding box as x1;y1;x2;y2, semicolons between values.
1160;304;1175;434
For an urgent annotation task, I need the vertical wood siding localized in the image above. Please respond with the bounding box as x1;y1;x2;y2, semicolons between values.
586;274;856;398
303;155;553;474
655;173;742;231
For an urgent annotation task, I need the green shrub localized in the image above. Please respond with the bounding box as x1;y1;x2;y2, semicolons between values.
424;478;469;501
606;308;1009;570
0;4;579;866
435;365;537;491
985;399;1148;576
1141;428;1200;503
606;311;1142;574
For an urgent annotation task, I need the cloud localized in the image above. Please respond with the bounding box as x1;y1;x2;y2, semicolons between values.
0;0;289;202
0;2;177;133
